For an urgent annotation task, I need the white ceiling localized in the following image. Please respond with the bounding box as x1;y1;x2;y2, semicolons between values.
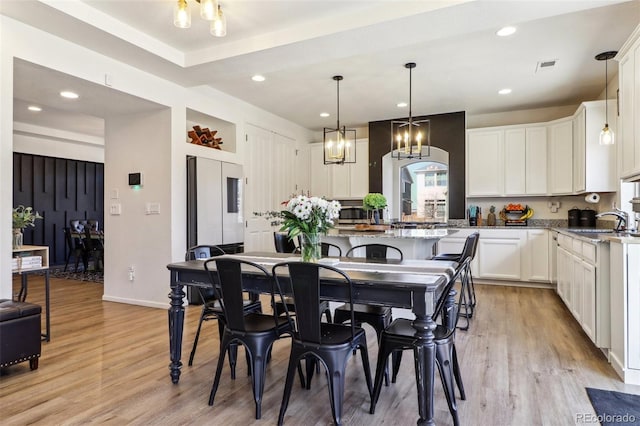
4;0;640;134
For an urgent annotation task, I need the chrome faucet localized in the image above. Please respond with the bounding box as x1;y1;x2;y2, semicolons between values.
596;208;629;232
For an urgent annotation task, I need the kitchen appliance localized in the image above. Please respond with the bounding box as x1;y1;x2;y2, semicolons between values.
580;208;597;228
337;199;368;224
568;207;581;227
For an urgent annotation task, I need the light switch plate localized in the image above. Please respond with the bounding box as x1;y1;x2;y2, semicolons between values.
110;203;122;215
145;202;160;215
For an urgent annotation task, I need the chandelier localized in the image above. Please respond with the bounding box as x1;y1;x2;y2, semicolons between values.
324;76;356;165
391;62;430;159
174;0;227;37
595;51;617;145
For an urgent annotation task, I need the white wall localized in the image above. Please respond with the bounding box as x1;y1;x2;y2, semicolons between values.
1;15;314;305
13;122;104;163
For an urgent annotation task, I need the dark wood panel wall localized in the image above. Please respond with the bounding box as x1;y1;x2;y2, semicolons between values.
13;153;104;266
368;111;466;219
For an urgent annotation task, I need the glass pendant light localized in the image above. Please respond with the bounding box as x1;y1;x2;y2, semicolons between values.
200;0;217;20
173;0;191;28
324;76;356;164
595;51;617;146
211;4;227;37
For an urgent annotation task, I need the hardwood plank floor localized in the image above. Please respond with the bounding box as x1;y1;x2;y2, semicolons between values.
2;276;639;425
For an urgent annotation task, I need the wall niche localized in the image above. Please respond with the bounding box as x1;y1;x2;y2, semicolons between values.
186;108;236;153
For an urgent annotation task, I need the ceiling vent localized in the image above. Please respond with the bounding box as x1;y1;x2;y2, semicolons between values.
536;59;557;72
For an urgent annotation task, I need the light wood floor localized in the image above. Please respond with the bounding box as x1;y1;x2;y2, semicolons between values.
2;276;639;425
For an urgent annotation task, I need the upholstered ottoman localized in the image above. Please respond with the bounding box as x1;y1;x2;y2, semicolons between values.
0;299;41;370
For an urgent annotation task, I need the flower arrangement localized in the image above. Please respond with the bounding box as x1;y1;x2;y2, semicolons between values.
12;205;42;230
279;195;341;262
363;193;387;211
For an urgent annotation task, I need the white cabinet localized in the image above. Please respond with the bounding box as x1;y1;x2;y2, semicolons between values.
467;130;504;196
555;231;610;349
548;119;574;194
476;229;523;280
573;102;617;192
609;241;640;385
467;125;546;197
310;139;369;199
523;229;550;282
617;24;640;181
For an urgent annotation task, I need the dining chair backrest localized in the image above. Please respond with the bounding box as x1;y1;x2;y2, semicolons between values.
63;227;82;250
432;257;470;329
185;245;226;261
70;220;84;233
273;232;297;254
272;262;356;345
204;258;276;332
346;243;403;261
321;242;342;257
460;232;479;263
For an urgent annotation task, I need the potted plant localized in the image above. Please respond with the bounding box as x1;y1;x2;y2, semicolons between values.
363;193;387;225
12;205;42;249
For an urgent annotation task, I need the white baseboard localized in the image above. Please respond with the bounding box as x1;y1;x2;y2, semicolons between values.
102;295;168;309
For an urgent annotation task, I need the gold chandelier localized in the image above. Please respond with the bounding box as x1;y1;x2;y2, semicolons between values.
324;76;356;165
174;0;227;37
391;62;430;159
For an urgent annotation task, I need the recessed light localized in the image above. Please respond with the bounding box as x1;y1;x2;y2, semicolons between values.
60;91;79;99
251;75;265;82
496;26;516;37
498;88;512;95
397;102;408;108
320;112;330;118
28;106;42;112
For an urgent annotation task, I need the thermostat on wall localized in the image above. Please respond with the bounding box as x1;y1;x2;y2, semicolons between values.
128;172;142;187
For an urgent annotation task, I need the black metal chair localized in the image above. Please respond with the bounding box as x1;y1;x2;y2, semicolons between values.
333;243;403;386
272;261;373;426
62;227;85;272
433;232;480;329
274;232;299;254
370;258;470;426
186;245;262;370
205;258;293;419
321;242;342;257
273;233;331;323
82;228;104;272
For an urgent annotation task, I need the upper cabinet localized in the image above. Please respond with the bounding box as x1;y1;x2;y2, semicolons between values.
618;24;640;181
467;124;546;197
468;100;616;197
310;139;369;199
573;101;617;193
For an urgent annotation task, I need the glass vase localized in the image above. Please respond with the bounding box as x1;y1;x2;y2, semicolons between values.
300;232;321;263
12;228;23;250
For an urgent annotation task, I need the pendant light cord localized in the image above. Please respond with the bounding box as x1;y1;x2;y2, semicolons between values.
604;58;608;126
336;78;340;130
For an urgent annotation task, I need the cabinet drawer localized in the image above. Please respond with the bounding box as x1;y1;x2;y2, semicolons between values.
558;234;572;250
582;242;596;264
572;239;583;255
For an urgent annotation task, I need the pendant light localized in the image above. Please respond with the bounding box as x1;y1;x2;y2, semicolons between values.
173;0;191;28
595;51;617;146
324;76;356;165
391;62;430;159
173;0;227;37
211;4;227;37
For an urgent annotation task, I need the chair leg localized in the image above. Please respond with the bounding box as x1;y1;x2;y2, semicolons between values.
357;339;373;398
325;354;348;425
370;338;395;414
246;339;273;419
278;348;302;426
435;341;460;426
452;345;466;400
391;349;403;383
188;306;208;366
209;333;231;406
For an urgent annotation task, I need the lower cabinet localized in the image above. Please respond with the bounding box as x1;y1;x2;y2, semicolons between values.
555;231;609;349
609;242;640;385
435;228;550;283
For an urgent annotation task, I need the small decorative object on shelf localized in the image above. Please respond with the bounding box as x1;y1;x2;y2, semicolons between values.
468;205;480;226
499;203;534;226
187;125;223;149
279;194;341;263
487;205;497;226
12;205;42;249
363;193;387;225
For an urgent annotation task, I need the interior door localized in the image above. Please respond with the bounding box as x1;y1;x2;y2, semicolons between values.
221;162;244;244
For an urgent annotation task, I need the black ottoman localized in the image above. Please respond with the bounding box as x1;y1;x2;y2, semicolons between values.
0;299;41;370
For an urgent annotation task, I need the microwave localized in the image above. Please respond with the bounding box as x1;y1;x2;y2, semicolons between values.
338;206;368;224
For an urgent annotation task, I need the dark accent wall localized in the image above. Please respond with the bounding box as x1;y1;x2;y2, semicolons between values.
13;153;104;266
368;111;466;219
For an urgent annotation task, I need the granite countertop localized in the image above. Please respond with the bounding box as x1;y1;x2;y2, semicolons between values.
554;228;640;244
327;227;456;239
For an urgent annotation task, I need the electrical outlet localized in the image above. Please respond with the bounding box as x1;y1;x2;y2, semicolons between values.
128;266;135;281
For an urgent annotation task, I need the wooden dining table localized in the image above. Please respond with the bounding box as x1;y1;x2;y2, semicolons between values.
166;252;457;425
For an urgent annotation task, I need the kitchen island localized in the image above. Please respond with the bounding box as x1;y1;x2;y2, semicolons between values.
323;227;456;259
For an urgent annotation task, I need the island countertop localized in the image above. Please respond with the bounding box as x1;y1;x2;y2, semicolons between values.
327;227;456;239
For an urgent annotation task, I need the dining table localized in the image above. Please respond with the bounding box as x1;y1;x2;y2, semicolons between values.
166;252;458;426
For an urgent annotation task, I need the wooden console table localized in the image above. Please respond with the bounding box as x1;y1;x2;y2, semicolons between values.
12;245;51;341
